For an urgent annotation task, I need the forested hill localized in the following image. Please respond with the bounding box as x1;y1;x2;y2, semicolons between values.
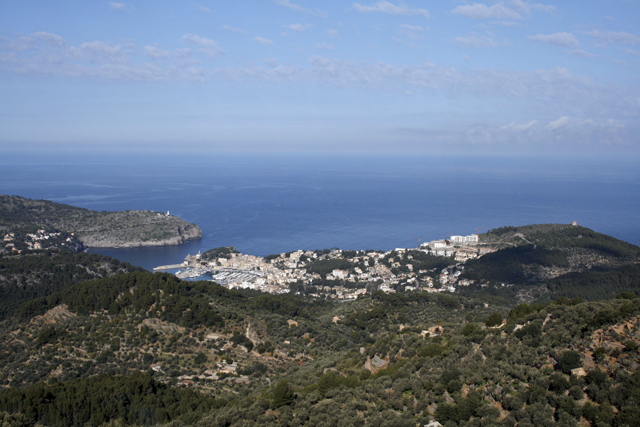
0;195;202;248
481;223;640;259
453;224;640;303
0;250;143;320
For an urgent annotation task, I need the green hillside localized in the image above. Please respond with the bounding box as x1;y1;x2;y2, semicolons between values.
1;270;639;426
481;224;640;259
0;251;142;320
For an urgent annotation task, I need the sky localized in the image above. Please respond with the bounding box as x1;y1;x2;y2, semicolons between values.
1;1;639;155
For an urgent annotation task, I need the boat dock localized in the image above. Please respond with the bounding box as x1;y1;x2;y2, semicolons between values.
153;263;187;271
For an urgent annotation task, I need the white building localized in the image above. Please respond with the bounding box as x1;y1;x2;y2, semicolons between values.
450;234;478;244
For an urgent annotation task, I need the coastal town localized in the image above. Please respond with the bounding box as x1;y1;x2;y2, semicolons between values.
155;234;497;298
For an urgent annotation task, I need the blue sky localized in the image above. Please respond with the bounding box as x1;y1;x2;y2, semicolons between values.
1;1;639;154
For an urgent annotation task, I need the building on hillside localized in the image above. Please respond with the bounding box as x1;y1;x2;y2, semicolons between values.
450;234;478;244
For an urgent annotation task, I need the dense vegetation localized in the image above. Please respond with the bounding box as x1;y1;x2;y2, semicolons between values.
2;269;639;426
0;373;222;427
200;246;240;262
379;249;456;275
0;251;142;320
462;245;569;284
17;271;230;328
482;224;640;259
543;265;640;302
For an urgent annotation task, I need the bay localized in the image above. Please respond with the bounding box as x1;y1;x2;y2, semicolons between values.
1;150;638;271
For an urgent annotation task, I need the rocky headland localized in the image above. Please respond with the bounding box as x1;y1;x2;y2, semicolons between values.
0;195;201;249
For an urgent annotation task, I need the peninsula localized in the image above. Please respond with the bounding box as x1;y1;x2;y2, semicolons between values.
0;195;201;249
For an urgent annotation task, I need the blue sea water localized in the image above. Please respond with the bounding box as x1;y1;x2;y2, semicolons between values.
1;150;639;271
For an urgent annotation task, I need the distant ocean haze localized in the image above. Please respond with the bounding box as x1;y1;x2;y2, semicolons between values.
1;150;638;271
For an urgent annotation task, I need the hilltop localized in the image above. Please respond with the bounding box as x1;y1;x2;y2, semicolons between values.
480;223;639;260
0;195;201;249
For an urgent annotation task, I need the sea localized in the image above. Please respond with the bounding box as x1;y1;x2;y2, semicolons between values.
1;150;639;272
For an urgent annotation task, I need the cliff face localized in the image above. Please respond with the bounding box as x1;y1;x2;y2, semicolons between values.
78;223;202;248
62;211;203;248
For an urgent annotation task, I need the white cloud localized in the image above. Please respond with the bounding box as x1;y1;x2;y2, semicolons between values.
31;32;66;47
621;47;639;56
466;116;625;147
498;120;539;132
452;3;522;20
5;36;37;51
175;48;191;59
194;4;212;13
568;49;595;58
454;35;508;48
263;58;278;67
174;48;198;66
283;24;308;32
221;25;247;34
528;32;580;48
547;116;572;131
109;2;132;11
611;59;628;67
509;0;555;15
400;24;422;31
212;63;302;83
353;1;430;18
491;21;518;27
304;57;638;118
540;116;627;145
316;42;336;50
273;0;326;17
181;34;224;57
327;29;339;37
399;24;423;40
70;41;126;63
511;120;538;131
143;45;171;59
583;30;640;46
487;120;540;144
1;33;638;123
255;37;274;45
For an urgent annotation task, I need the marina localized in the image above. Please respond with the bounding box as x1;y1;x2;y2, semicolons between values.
175;266;264;284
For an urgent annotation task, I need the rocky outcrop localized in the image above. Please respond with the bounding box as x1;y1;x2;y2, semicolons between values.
30;305;77;325
76;215;202;248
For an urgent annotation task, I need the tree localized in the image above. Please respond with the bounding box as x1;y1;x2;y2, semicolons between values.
485;311;504;327
0;412;30;427
557;350;582;374
273;380;294;408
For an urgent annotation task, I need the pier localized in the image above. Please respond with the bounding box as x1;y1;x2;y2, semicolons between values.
153;263;187;271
